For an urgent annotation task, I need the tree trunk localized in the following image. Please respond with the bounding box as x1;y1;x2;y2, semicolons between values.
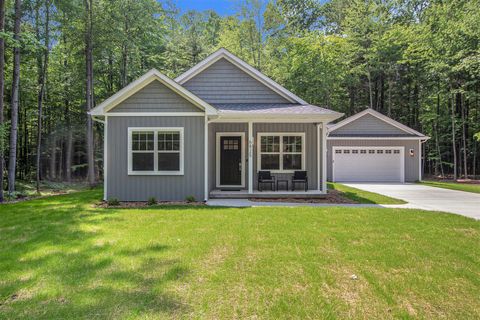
36;0;50;193
461;94;468;178
367;68;373;109
0;0;6;202
49;134;56;180
64;84;72;183
435;91;444;177
8;0;22;195
451;92;457;180
85;0;95;186
387;75;393;117
349;86;355;115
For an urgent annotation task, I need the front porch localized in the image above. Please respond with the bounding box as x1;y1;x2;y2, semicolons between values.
206;118;330;200
210;189;328;199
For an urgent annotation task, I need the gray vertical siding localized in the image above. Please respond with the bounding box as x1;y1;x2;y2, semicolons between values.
107;116;205;201
327;139;421;182
208;122;322;191
330;114;410;136
253;123;321;190
110;81;200;113
208;123;248;190
183;58;291;104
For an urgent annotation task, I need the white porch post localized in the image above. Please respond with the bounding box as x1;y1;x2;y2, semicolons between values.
317;123;321;191
204;115;209;201
104;116;108;201
418;139;422;181
248;121;253;194
322;122;327;193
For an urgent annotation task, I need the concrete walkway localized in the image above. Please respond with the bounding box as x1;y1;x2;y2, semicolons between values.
207;183;480;220
345;183;480;220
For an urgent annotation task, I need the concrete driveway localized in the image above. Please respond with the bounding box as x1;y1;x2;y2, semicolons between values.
345;183;480;220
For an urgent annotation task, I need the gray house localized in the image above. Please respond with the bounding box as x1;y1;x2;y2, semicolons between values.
89;48;428;201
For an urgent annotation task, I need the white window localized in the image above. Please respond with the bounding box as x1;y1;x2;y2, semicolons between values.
128;127;184;175
257;133;305;172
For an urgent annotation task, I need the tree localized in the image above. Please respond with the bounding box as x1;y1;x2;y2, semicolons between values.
35;0;51;193
8;0;22;195
0;0;6;201
85;0;95;186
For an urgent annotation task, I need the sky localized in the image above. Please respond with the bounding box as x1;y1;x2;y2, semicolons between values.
175;0;237;16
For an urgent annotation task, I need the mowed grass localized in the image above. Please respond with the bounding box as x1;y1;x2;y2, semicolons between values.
1;190;479;319
328;182;407;204
420;180;480;194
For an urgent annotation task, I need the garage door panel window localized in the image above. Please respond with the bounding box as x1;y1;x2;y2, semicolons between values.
129;128;184;175
258;133;304;172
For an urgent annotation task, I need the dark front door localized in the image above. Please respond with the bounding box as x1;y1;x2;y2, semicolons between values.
220;136;242;186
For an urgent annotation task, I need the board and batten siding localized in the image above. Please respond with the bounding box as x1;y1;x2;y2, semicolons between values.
183;58;290;104
107;116;204;201
327;139;420;182
208;123;248;191
208;122;322;191
109;81;200;113
253;123;321;190
330;113;412;136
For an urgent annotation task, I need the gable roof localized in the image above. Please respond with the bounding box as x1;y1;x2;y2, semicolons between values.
175;48;307;105
328;108;428;138
89;69;218;116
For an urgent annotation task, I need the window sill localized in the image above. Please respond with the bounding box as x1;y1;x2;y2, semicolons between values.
128;171;184;176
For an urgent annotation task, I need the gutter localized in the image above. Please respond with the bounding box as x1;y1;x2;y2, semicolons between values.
90;115;105;124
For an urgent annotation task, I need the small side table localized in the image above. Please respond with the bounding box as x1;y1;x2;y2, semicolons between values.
276;179;289;191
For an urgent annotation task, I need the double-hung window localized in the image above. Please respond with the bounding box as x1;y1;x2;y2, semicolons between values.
128;127;184;175
258;133;305;172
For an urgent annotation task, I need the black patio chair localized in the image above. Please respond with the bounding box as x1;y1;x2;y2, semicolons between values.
258;171;275;191
292;171;308;191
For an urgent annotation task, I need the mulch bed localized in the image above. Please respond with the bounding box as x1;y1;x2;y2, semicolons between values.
95;201;206;208
248;190;356;204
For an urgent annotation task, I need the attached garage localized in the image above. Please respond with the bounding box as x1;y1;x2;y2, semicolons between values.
327;109;429;183
332;147;404;182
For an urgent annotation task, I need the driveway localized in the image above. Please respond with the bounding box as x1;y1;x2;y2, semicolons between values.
345;183;480;220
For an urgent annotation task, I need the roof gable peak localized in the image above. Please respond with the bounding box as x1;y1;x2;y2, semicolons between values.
329;108;427;137
175;48;307;105
89;68;217;116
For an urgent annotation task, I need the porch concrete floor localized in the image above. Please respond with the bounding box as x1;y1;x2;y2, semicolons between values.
209;189;327;199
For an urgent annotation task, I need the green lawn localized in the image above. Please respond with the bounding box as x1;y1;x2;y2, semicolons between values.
420;180;480;194
1;190;479;319
328;182;407;204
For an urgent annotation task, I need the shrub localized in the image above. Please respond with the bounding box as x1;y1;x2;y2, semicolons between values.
185;195;196;203
147;197;157;206
107;198;120;206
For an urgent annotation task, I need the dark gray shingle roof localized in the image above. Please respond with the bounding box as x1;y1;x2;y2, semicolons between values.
213;103;339;115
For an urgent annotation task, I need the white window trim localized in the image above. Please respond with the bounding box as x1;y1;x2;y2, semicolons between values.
257;132;306;173
127;127;184;175
216;132;245;188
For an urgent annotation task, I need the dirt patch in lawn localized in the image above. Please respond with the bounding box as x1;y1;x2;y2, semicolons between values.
249;190;356;204
426;177;480;184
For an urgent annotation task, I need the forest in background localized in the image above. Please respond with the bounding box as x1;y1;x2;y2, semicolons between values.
0;0;479;200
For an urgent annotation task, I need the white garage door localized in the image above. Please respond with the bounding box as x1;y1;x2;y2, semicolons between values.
333;147;404;182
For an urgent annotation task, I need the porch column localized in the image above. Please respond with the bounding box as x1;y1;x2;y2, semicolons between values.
317;123;321;191
322;122;327;193
204;116;209;201
248;121;253;194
